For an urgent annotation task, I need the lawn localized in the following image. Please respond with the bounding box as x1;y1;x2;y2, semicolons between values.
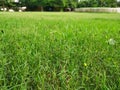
0;12;120;90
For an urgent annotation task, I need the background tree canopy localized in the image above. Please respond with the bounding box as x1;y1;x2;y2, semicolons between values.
0;0;120;11
78;0;119;7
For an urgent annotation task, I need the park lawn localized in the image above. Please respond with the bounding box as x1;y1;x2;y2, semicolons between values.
0;12;120;90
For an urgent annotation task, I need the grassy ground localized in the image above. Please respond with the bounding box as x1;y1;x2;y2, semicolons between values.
0;12;120;90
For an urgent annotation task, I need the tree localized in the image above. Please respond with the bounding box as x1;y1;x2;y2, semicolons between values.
105;0;117;7
0;0;7;8
117;0;120;7
21;0;78;11
77;0;118;7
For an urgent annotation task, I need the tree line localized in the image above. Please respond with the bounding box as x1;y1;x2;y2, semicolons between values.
78;0;120;8
0;0;120;11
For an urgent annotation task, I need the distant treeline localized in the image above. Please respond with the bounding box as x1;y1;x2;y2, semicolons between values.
78;0;120;8
0;0;120;11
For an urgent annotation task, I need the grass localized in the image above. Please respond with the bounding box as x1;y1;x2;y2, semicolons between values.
0;12;120;90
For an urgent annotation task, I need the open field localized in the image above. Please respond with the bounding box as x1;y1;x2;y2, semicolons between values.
0;12;120;90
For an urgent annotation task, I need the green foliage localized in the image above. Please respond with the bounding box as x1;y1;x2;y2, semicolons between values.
0;12;120;89
78;0;118;7
0;0;6;6
1;0;120;11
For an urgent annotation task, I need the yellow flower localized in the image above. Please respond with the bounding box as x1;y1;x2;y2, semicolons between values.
84;63;87;67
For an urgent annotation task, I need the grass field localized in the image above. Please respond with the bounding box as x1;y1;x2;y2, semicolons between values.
0;12;120;90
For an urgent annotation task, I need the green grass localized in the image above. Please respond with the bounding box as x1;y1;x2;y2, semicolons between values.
0;12;120;90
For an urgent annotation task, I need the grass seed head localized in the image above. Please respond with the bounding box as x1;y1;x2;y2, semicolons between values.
108;38;116;45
